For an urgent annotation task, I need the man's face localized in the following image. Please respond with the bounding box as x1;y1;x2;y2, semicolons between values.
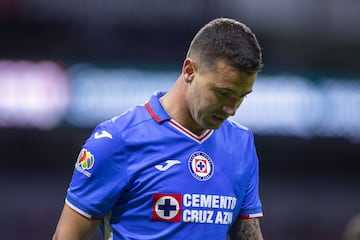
185;60;257;132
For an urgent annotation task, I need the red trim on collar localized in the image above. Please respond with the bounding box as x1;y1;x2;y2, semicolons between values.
169;119;213;142
145;102;162;123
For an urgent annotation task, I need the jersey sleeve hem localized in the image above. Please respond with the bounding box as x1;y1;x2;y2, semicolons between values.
65;198;93;219
238;212;263;219
65;196;103;220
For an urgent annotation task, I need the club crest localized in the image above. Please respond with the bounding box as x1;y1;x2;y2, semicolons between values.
188;151;214;181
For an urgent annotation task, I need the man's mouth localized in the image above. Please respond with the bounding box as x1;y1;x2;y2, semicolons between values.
212;114;227;122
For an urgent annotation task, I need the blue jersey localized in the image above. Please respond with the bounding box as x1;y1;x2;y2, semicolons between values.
66;91;263;240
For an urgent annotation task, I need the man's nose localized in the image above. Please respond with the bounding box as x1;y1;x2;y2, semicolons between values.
222;104;237;116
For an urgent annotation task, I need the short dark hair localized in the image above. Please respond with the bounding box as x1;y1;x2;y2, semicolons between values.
187;18;263;73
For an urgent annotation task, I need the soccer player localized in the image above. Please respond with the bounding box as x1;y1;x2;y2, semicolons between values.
53;17;264;240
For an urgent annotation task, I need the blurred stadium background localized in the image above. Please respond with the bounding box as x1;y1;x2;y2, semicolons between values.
0;1;359;239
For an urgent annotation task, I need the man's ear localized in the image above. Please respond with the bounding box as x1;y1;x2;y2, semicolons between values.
182;58;197;82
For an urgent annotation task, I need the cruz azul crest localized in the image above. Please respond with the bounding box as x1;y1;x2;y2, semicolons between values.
188;151;214;181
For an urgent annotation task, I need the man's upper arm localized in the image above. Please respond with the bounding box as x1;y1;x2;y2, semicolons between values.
227;218;264;240
53;203;100;240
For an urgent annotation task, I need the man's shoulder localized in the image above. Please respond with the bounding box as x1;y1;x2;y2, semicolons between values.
112;104;151;127
84;104;153;149
223;119;253;134
216;119;256;146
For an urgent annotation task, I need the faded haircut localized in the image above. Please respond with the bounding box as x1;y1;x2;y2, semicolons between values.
187;18;263;73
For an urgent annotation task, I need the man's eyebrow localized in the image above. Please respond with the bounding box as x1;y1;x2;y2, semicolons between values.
242;90;253;97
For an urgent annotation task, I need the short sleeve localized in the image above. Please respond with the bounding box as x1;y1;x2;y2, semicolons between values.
237;130;263;219
65;120;128;219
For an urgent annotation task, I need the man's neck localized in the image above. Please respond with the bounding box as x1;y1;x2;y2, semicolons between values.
159;79;206;136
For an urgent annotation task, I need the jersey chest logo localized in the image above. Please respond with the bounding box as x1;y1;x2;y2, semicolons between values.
152;193;237;225
155;160;181;171
188;151;214;181
152;193;182;222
